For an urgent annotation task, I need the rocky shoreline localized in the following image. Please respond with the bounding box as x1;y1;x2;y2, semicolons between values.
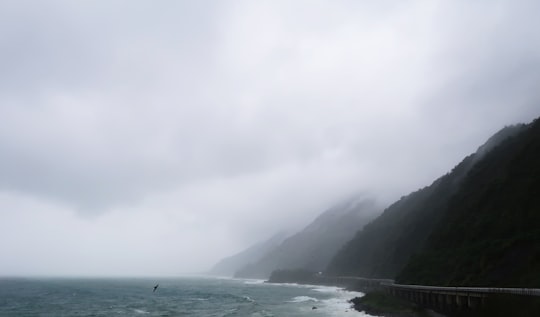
348;291;432;317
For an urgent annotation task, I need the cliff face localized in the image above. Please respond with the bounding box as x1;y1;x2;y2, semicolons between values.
326;124;527;280
234;197;380;279
397;119;540;287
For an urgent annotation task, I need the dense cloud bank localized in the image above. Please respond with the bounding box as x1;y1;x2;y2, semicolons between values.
1;0;539;276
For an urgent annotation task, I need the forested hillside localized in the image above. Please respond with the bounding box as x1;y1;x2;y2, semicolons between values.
397;118;540;287
326;124;527;279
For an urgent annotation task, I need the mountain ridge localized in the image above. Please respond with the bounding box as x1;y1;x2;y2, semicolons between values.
325;124;527;279
234;196;380;279
396;118;540;287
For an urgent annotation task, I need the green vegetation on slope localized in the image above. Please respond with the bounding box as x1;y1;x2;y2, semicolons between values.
397;118;540;287
326;156;476;278
326;123;527;280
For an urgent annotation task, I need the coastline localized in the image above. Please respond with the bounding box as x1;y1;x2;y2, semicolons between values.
265;272;433;317
348;291;436;317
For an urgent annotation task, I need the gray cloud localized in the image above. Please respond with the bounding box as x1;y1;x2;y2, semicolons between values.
1;0;540;276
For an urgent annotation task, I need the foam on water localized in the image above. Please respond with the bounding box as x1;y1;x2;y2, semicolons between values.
243;279;266;285
264;281;316;289
288;295;319;303
311;285;344;293
242;295;255;302
304;285;368;316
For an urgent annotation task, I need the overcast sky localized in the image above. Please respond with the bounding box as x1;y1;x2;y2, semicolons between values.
1;0;539;277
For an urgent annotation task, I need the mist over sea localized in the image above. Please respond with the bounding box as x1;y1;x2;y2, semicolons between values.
0;277;371;316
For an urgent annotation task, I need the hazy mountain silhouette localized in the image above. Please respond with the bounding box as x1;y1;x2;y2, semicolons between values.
234;196;380;279
208;231;288;277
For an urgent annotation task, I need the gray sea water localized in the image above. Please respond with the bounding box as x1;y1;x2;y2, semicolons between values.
0;277;373;316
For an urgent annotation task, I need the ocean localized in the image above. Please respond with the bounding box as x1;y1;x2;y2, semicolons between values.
0;277;373;316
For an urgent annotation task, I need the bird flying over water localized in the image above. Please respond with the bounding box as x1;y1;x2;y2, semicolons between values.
153;284;159;292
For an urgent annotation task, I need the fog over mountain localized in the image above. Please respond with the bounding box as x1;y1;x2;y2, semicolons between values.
1;0;540;276
234;195;379;279
209;231;289;277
